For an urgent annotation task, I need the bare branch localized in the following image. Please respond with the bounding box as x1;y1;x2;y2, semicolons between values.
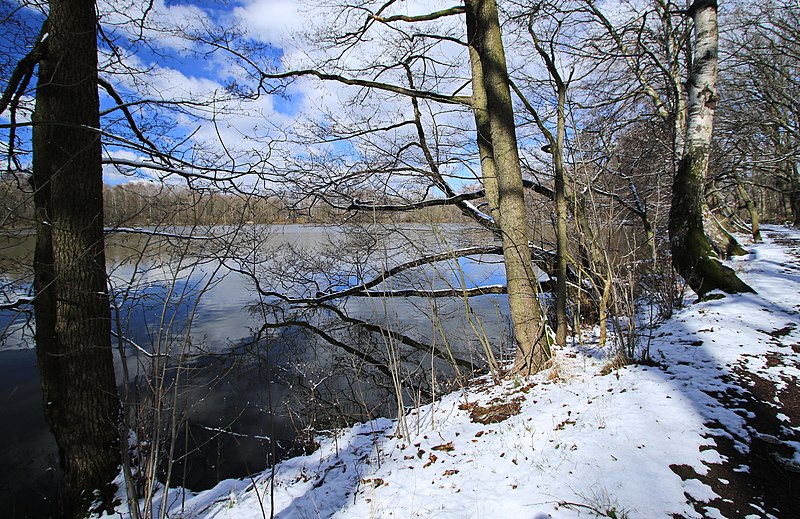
98;78;160;152
319;302;476;370
261;69;472;106
370;6;466;24
0;19;48;116
0;297;32;311
259;319;395;379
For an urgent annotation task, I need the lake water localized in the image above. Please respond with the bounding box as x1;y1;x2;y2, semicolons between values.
0;223;515;517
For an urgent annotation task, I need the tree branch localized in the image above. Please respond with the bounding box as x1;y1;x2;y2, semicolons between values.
319;302;476;370
97;78;160;153
259;319;395;379
0;297;33;311
370;6;466;24
0;19;48;116
261;69;472;106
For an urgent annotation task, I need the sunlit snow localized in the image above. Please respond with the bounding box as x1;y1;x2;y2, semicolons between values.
100;225;800;519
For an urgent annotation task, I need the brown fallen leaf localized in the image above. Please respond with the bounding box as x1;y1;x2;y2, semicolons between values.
431;442;455;452
469;400;522;424
360;478;385;488
423;453;438;468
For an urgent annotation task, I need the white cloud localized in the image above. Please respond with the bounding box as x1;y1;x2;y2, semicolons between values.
97;0;213;53
97;1;480;189
233;0;307;46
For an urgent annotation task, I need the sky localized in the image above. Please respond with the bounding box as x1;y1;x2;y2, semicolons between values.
1;0;641;191
0;0;326;184
94;0;309;184
1;0;611;189
0;0;490;201
88;0;483;190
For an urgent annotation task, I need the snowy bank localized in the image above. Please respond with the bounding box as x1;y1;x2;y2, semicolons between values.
101;225;800;518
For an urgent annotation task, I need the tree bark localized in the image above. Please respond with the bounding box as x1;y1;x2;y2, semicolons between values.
790;162;800;227
465;17;501;225
704;209;749;256
551;60;569;348
32;0;120;514
466;0;550;375
518;17;570;345
668;0;753;297
734;176;762;242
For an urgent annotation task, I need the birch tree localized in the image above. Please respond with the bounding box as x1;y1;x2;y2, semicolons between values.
586;0;751;296
668;0;752;296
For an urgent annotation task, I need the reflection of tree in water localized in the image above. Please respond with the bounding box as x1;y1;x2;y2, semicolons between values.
118;223;512;492
244;223;508;399
0;221;520;504
257;303;482;424
153;302;501;490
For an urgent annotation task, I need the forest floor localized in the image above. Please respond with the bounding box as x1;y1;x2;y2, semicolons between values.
101;225;800;519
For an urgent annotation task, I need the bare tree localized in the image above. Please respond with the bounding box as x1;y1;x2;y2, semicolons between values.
27;0;119;514
585;0;751;296
465;0;551;373
182;0;553;375
506;1;574;346
717;0;800;228
668;0;752;296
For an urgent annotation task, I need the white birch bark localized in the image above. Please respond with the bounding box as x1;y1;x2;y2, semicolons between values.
668;0;753;296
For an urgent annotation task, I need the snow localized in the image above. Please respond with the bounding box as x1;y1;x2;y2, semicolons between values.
99;225;800;518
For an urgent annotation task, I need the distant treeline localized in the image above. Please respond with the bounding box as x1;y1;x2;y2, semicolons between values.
1;174;466;228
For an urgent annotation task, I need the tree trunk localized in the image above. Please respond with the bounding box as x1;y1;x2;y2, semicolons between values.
524;16;571;346
32;0;120;515
704;209;749;257
553;84;569;347
790;162;800;227
466;0;550;375
668;0;753;297
734;177;762;243
465;24;501;225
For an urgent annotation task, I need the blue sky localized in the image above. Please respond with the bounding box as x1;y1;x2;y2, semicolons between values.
2;0;554;196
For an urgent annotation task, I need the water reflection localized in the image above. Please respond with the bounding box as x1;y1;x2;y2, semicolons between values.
0;224;512;516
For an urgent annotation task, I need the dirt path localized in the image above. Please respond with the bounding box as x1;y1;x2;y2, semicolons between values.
670;229;800;518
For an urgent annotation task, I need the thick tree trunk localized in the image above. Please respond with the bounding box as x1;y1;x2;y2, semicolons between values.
668;0;753;297
466;0;550;375
465;16;501;225
32;0;120;515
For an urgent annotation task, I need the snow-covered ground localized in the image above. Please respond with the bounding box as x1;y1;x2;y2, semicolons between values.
103;225;800;518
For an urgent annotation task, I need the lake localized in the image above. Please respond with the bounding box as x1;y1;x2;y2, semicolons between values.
0;223;515;517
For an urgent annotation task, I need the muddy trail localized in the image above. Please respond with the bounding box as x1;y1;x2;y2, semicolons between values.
670;229;800;518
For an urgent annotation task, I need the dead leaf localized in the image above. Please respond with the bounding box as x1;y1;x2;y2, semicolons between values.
423;453;438;468
469;400;521;424
360;478;385;488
